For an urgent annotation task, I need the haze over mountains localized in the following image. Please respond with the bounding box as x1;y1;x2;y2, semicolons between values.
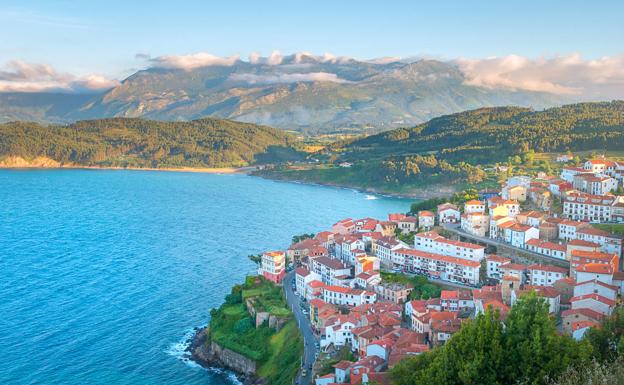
0;53;589;133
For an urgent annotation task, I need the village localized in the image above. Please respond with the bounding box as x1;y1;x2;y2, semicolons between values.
256;157;624;385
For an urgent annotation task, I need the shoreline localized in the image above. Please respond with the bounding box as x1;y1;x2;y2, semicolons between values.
0;163;254;175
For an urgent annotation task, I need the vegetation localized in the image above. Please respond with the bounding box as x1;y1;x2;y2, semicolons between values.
259;101;624;194
292;233;315;244
207;276;303;385
380;271;441;300
592;223;624;236
391;293;593;385
0;118;302;168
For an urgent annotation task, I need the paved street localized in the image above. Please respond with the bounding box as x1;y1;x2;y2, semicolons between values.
283;270;317;385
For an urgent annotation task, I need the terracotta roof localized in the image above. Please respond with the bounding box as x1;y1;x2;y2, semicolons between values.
296;267;310;277
570;293;616;306
576;263;614;274
486;254;512;263
528;264;568;274
568;239;600;247
575;279;619;291
561;308;605;320
314;256;348;270
419;210;435;217
395;248;481;268
572;320;600;332
465;200;484;206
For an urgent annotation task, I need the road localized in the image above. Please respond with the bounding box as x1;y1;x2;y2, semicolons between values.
442;224;570;268
283;270;317;385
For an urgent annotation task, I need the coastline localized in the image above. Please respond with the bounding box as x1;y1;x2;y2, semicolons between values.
0;156;254;174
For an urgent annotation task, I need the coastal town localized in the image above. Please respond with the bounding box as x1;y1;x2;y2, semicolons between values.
252;157;624;385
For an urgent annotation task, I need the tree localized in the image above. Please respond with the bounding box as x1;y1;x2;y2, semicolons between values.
585;307;624;362
292;233;315;244
248;253;262;265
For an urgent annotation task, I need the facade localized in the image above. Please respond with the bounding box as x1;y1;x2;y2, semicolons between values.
413;231;486;262
485;254;512;279
396;248;481;286
374;282;413;304
525;239;567;260
437;203;460;224
310;256;352;286
260;251;286;283
464;200;485;214
323;286;377;307
563;192;619;223
503;223;539;248
527;264;568;286
576;227;623;258
461;212;490;237
418;211;435;230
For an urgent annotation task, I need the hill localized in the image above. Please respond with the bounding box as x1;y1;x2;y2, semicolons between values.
0;117;301;168
0;56;567;134
257;101;624;196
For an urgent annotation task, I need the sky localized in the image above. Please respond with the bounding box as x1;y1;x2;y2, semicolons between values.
0;0;623;96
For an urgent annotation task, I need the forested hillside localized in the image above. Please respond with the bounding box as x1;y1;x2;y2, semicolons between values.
258;101;624;194
0;118;301;168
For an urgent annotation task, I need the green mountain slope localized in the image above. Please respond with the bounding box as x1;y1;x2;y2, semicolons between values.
0;117;300;168
257;101;624;195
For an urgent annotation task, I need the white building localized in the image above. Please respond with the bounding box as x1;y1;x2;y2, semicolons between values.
461;212;490;237
576;227;623;258
322;286;376;307
525;239;567;260
438;203;461;224
396;248;481;286
311;256;352;286
414;231;486;262
464;200;485;214
528;264;568;286
485;254;512;279
563;192;619;223
503;223;539;248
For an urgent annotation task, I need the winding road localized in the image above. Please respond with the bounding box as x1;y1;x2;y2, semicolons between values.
283;270;317;385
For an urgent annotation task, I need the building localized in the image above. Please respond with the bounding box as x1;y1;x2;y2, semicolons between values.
525;239;567;260
485;254;512;280
396;248;481;286
373;236;408;268
563;192;619;223
461;212;490;237
311;256;352;286
332;218;355;234
418;211;435;230
440;290;474;312
260;251;286;283
438;203;460;224
562;308;604;334
573;173;618;195
570;293;616;315
295;267;321;295
396;216;418;234
323;286;377;307
569;250;619;280
414;231;486;262
464;200;486;214
527;264;568;286
558;219;590;241
502;185;527;202
576;227;623;258
374;282;413;304
503;223;539;248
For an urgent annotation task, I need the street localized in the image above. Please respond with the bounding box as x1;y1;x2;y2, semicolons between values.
283;270;317;385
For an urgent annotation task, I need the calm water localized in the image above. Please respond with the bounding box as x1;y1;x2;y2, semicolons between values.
0;169;407;385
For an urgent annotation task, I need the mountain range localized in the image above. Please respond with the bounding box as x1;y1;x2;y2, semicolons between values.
0;55;570;134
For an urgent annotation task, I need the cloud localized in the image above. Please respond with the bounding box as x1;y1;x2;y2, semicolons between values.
366;56;402;64
292;51;351;64
0;60;118;93
248;52;261;64
267;50;283;65
229;72;350;84
150;53;240;70
135;53;151;60
456;54;624;97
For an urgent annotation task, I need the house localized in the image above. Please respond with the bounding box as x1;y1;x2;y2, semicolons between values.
503;223;539;248
539;221;559;241
525;239;567;260
561;166;586;183
397;216;418;234
488;197;520;218
573;279;618;301
554;277;576;305
413;231;486;262
569;250;619;281
396;248;481;286
464;200;485;214
572;321;601;341
558;219;590;241
438;203;460;224
517;285;561;314
573;173;618;195
355;217;381;233
287;237;322;262
502;185;527;202
375;221;398;236
310;256;352;286
499;263;526;283
305;280;326;301
489;216;516;240
332;218;355;234
570;293;616;315
527;264;568;286
461;212;490;237
323;285;377;307
322;315;359;348
431;318;463;346
517;211;545;228
374;282;413;304
335;235;367;265
562;308;604;334
440;290;474;312
354;271;382;289
549;179;573;196
260;251;286;284
418;211;435;230
563;192;619;223
354;254;380;276
566;239;601;261
295;267;321;295
373;236;408;268
576;227;623;258
485;254;512;280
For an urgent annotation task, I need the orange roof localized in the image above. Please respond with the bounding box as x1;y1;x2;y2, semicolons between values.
308;280;325;288
465;200;484;205
395;248;481;268
570;293;616;306
568;239;600;247
576;263;613;275
486;254;512;263
419;210;434;217
572;321;600;332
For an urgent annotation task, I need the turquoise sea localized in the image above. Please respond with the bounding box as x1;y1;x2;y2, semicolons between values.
0;169;407;385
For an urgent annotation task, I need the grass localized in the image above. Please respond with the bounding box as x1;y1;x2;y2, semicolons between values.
256;320;304;385
593;224;624;236
381;271;442;300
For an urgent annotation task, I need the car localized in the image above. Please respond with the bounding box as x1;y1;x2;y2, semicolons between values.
301;369;307;377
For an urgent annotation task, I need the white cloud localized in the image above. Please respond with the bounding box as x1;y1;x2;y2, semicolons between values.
267;50;283;65
456;54;624;97
366;56;402;64
0;60;118;92
229;72;350;84
248;52;261;64
150;53;240;70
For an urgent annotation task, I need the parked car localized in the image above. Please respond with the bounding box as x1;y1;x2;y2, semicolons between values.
301;369;307;377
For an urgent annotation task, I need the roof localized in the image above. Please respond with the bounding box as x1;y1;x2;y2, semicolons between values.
561;308;605;320
333;360;353;370
570;293;616;307
578;227;622;239
438;203;459;211
576;263;614;275
525;238;567;252
528;264;568;274
486;254;512;263
572;321;600;332
465;199;484;206
395;248;481;268
295;267;310;277
308;280;325;289
314;256;348;270
568;239;600;247
575;279;619;291
419;210;434;217
500;262;527;271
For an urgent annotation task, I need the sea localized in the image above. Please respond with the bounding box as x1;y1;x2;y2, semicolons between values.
0;169;408;385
